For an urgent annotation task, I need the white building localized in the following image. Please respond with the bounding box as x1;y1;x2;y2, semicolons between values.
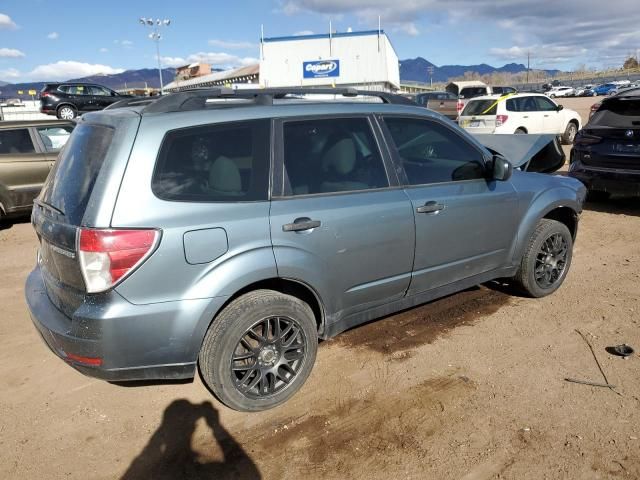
259;30;400;91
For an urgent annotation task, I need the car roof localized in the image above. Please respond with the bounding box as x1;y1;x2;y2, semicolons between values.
465;92;548;102
0;119;74;129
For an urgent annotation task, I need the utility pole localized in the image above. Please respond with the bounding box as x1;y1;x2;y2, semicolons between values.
427;65;434;88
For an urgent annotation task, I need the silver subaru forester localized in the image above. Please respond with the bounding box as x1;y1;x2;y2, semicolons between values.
25;88;585;411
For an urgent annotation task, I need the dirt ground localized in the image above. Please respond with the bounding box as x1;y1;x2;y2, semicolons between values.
2;97;639;480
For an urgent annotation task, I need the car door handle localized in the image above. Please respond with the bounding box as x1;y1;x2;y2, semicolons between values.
523;115;529;118
416;201;445;214
282;217;321;232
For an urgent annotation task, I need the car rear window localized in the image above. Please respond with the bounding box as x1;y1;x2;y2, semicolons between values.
589;98;640;127
462;100;497;116
152;119;270;202
39;123;114;224
459;87;487;99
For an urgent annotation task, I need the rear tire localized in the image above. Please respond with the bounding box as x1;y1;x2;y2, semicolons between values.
562;122;578;145
199;289;318;412
515;219;573;298
514;128;527;134
57;105;76;120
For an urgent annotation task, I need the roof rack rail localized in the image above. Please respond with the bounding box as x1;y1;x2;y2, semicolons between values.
104;97;159;110
141;87;416;114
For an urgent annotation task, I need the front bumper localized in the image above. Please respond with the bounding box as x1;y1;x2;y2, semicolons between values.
25;266;227;381
568;161;640;196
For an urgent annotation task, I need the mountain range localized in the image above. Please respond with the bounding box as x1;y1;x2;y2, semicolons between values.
400;57;560;83
0;59;561;98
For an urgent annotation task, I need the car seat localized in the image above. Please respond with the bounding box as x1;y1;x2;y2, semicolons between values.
320;137;368;193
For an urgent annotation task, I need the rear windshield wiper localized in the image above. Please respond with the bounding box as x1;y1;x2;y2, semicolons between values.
34;198;65;217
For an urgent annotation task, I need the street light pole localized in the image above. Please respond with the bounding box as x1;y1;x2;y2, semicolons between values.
139;17;171;95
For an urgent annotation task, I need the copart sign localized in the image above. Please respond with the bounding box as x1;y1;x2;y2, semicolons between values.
303;60;340;78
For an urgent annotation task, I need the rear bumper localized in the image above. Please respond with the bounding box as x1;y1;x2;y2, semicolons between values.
568;160;640;195
25;266;228;381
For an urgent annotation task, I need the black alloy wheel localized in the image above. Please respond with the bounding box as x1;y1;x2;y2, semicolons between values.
231;316;307;399
534;232;568;289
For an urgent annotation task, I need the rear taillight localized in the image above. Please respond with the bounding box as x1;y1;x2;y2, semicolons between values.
457;100;464;113
573;132;602;146
78;228;160;293
496;114;509;127
589;102;601;117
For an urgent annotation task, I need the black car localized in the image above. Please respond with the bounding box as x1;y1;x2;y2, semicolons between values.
39;83;133;120
569;89;640;199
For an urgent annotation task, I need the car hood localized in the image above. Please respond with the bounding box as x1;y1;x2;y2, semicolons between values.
472;134;566;173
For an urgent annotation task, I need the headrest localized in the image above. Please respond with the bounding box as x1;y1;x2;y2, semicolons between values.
322;138;357;175
209;156;242;193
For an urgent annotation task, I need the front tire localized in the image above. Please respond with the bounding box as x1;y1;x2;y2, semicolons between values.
514;128;527;134
57;105;77;120
515;219;573;298
199;290;318;412
562;122;578;144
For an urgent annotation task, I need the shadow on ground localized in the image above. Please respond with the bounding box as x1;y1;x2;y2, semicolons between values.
0;214;30;231
584;196;640;217
121;399;261;480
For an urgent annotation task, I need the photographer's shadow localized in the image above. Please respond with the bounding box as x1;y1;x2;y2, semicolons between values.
121;399;261;480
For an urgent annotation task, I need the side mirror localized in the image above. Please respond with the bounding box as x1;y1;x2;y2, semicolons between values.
491;155;513;181
556;104;564;111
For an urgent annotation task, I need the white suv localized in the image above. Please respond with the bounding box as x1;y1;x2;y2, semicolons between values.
458;93;582;144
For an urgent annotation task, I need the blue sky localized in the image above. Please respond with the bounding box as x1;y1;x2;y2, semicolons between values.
1;0;639;83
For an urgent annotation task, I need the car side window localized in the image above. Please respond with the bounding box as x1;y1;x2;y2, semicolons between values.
36;126;74;152
282;117;388;196
534;97;558;111
152;120;270;202
89;86;112;96
68;85;89;95
383;117;486;185
0;129;36;154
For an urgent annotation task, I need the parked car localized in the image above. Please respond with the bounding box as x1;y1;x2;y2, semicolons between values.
574;86;596;97
459;93;582;144
415;91;458;119
39;83;133;120
588;86;640;118
570;88;640;199
25;88;585;412
607;83;640;96
545;86;575;98
446;81;517;116
593;83;618;96
0;120;74;221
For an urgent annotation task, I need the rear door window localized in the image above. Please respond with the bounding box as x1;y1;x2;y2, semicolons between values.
281;117;389;196
0;129;36;154
462;100;498;116
36;125;74;152
39;124;114;224
152;120;270;202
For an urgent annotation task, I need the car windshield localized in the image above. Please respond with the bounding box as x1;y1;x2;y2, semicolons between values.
462;99;497;116
589;98;640;127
